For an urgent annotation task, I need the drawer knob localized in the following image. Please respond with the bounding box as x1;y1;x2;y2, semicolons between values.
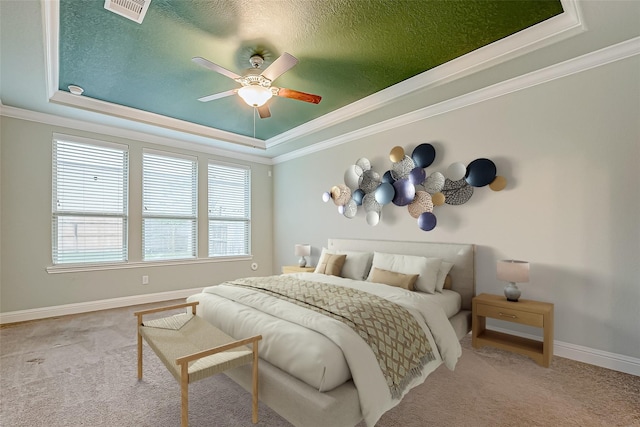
499;312;517;319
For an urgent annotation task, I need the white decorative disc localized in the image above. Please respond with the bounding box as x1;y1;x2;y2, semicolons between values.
344;164;364;189
424;171;445;194
446;162;466;181
356;157;371;172
366;211;380;226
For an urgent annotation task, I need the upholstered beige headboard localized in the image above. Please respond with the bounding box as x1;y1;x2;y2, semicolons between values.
327;239;476;311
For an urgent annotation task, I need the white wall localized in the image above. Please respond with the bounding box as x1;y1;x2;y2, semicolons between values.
273;55;640;360
0;117;274;312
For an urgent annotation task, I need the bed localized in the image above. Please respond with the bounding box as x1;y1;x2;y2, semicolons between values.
186;239;475;427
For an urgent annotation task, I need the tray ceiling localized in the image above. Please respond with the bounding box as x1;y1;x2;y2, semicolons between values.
56;0;563;144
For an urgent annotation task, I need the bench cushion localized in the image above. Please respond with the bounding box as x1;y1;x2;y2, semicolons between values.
140;313;253;383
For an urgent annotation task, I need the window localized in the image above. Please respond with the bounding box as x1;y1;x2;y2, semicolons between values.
142;151;197;261
52;137;128;264
208;162;251;257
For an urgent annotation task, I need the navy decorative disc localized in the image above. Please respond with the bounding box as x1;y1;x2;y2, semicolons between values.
465;158;497;187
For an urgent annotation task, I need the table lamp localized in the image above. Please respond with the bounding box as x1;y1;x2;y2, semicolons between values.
295;244;311;267
497;259;530;302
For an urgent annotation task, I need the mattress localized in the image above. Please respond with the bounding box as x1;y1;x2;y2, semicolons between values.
187;272;461;393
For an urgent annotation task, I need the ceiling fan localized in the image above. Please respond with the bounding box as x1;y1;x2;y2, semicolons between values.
192;52;322;119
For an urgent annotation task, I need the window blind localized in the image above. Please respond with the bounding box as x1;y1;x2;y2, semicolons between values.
52;138;129;264
208;162;251;257
142;151;197;261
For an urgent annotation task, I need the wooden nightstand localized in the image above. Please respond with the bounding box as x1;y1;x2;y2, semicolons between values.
472;293;554;367
281;265;315;274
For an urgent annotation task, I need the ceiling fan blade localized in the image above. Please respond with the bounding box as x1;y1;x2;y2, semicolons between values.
257;105;271;119
275;88;322;104
260;52;298;82
197;89;236;102
192;57;241;80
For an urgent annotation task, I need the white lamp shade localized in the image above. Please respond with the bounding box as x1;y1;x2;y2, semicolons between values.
294;244;311;257
497;260;530;283
238;85;273;107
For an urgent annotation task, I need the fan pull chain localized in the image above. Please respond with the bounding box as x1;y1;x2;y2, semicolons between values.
253;107;256;139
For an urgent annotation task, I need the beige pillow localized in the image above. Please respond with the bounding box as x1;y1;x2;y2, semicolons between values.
315;253;347;276
367;252;442;294
369;267;419;291
435;261;454;292
443;274;453;290
314;248;373;280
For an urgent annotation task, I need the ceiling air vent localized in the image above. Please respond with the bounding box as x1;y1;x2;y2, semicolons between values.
104;0;151;24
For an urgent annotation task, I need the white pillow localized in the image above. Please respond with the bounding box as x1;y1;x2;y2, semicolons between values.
367;252;442;294
435;261;454;292
315;248;373;281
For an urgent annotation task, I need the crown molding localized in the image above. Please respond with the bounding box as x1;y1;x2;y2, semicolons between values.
48;90;267;149
273;36;640;164
42;0;59;100
265;0;586;149
42;0;584;153
42;0;266;151
0;104;274;165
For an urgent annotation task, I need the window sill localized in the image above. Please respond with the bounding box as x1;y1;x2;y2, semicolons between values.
46;256;253;274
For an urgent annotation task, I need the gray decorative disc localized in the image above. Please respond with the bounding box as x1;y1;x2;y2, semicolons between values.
424;171;445;194
362;192;382;213
390;155;415;180
343;199;358;218
360;169;381;193
442;178;474;205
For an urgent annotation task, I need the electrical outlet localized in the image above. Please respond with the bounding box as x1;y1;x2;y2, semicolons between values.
142;275;149;285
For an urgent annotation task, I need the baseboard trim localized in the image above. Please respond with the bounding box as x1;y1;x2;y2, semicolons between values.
554;340;640;377
3;296;638;377
0;287;204;325
490;326;639;377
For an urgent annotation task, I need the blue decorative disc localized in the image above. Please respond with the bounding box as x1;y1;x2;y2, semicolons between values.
418;212;437;231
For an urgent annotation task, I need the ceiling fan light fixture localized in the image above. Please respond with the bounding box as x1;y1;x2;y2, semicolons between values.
238;85;273;107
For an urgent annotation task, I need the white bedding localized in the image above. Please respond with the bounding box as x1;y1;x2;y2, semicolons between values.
424;289;462;318
187;272;462;427
189;281;352;391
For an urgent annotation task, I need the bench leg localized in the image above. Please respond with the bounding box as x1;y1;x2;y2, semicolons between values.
181;364;189;427
137;330;143;380
252;343;259;424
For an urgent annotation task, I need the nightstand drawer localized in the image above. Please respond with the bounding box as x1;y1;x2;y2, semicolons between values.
476;303;544;327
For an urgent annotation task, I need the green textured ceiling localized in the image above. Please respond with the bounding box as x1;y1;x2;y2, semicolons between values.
59;0;563;140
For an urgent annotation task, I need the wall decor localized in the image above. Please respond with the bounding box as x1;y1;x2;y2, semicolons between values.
408;191;434;218
441;178;474;205
322;143;507;231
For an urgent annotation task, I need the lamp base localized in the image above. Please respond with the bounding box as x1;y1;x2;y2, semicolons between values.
298;257;307;267
504;282;521;302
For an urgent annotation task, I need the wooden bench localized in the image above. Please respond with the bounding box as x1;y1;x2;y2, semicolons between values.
134;301;262;427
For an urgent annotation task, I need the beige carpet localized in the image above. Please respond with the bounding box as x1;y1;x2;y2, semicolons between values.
1;301;638;427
